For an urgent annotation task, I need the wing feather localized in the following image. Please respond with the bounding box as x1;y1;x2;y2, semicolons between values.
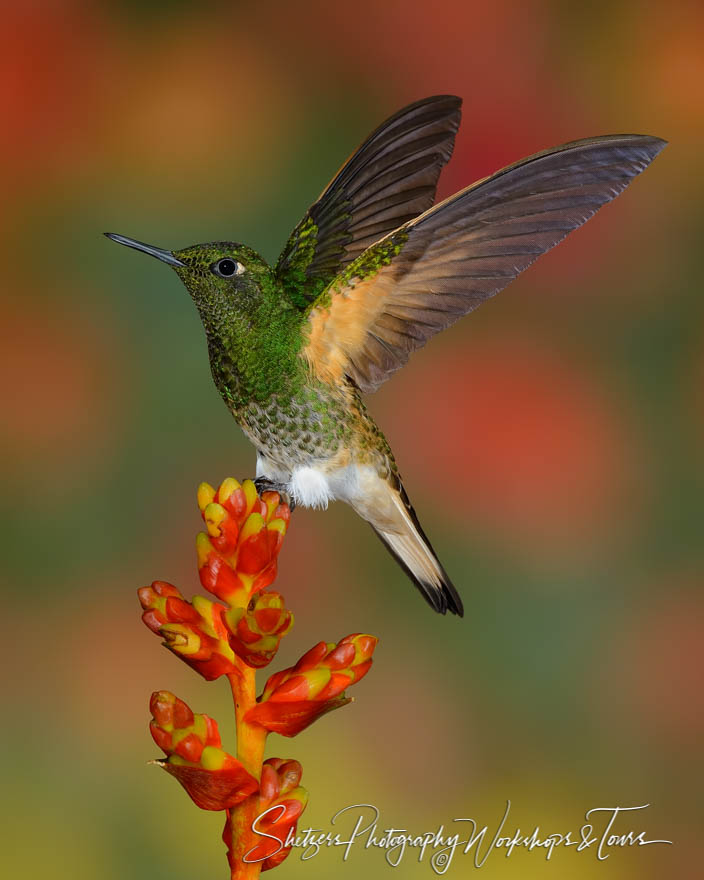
275;96;462;306
302;134;666;392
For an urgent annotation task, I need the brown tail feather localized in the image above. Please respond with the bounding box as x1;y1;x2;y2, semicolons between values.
368;480;464;616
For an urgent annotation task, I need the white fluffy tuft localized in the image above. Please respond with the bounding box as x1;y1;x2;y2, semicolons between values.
290;467;332;509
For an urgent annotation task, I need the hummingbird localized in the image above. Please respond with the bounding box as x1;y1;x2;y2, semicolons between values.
107;95;665;617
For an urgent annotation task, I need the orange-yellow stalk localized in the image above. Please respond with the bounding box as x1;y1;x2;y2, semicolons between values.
227;668;267;879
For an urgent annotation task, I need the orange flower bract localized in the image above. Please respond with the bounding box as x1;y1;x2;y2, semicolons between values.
226;591;294;668
149;691;259;811
139;580;239;680
246;634;378;736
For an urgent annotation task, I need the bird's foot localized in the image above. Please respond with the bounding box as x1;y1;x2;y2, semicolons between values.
254;477;296;511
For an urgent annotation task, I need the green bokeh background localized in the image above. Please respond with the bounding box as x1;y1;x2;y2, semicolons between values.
2;0;702;877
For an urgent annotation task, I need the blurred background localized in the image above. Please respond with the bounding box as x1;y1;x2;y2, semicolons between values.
2;0;702;877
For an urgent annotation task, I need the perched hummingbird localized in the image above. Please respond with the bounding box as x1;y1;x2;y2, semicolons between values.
107;96;665;617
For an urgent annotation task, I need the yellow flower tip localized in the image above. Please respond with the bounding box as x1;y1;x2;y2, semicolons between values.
162;630;188;647
191;594;214;618
170;727;190;748
225;606;245;631
162;624;200;655
262;493;279;520
305;666;332;698
200;745;227;771
217;477;241;505
236;574;254;596
191;714;207;741
290;785;309;808
240;511;265;542
266;517;287;536
196;531;213;567
203;501;227;537
242;479;259;513
351;634;378;663
167;754;189;767
197;482;216;512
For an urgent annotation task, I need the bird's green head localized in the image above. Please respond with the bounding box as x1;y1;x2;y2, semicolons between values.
105;233;276;341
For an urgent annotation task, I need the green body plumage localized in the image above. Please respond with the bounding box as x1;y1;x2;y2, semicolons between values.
171;241;396;481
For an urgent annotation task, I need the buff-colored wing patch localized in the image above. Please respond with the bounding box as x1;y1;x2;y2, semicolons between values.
302;134;666;393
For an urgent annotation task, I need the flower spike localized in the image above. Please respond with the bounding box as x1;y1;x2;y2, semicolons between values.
139;477;378;876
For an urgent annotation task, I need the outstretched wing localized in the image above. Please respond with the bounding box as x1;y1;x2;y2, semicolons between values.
301;134;666;393
275;95;462;307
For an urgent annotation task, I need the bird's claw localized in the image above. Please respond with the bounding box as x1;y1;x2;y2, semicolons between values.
254;477;296;511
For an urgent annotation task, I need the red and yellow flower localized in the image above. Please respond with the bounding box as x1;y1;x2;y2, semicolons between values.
197;478;289;608
224;759;308;872
149;690;259;811
139;477;377;878
225;591;294;668
246;634;378;736
139;580;239;680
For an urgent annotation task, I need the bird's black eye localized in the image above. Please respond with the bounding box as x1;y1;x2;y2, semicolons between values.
212;258;243;278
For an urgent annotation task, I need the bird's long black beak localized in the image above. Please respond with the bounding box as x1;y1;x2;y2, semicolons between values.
104;232;185;267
